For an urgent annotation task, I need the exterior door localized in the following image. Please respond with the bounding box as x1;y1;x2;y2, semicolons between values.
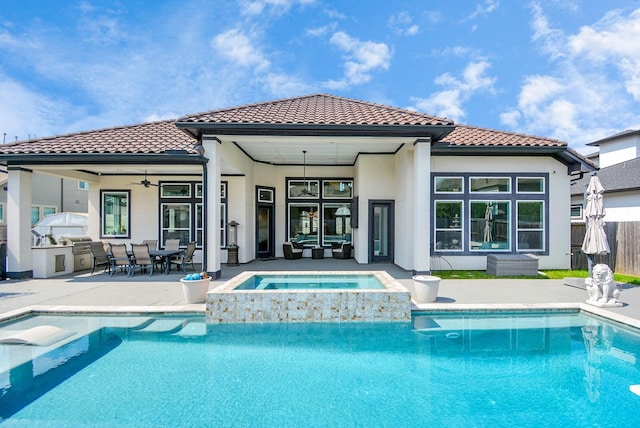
369;200;394;263
256;186;275;258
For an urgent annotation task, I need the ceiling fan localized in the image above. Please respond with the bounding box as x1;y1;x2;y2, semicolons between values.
131;170;159;188
299;150;317;196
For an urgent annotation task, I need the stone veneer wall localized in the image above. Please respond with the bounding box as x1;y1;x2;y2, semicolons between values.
206;271;411;323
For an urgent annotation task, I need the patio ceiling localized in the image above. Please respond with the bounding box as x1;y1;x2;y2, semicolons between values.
224;135;413;165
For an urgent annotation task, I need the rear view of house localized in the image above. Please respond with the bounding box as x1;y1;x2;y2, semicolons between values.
0;94;594;279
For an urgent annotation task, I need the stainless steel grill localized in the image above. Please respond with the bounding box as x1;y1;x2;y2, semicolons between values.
61;236;93;272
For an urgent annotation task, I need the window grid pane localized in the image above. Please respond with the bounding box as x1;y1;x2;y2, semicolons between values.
322;203;352;245
470;201;510;250
288;203;319;244
102;192;129;237
517;201;544;250
435;201;463;251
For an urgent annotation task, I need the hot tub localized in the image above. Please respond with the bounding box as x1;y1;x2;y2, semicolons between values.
206;271;411;323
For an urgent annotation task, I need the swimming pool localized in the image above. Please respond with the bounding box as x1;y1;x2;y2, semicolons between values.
2;311;639;426
207;271;411;323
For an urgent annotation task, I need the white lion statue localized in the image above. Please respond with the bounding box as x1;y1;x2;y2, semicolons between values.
585;264;620;306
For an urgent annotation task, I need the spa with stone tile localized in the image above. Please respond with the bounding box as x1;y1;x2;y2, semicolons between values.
205;271;411;323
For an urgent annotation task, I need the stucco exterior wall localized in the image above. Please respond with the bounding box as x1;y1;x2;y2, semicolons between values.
430;156;572;270
353;153;396;263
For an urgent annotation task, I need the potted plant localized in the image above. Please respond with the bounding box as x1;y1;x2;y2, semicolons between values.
180;272;211;303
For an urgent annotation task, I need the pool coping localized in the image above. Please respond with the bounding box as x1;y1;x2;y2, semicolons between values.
3;302;640;331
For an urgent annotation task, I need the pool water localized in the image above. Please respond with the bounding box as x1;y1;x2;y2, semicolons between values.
233;273;386;290
2;312;640;426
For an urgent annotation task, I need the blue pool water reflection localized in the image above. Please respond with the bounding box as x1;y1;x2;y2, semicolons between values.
1;311;640;426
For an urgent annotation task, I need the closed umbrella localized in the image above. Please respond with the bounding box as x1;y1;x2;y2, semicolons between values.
581;174;610;276
483;202;493;242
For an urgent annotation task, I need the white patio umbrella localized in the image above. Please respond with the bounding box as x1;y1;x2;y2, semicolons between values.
483;202;493;242
581;174;610;276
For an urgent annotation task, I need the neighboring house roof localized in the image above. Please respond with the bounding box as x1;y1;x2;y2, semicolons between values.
587;129;640;146
571;157;640;195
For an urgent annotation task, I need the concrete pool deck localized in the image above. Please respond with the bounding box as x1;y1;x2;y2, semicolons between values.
1;257;639;327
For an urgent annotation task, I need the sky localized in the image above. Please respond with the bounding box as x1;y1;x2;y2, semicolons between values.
1;1;640;154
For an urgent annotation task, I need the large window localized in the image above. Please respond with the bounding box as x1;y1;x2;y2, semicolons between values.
286;178;353;246
158;181;226;248
433;174;548;254
101;191;129;238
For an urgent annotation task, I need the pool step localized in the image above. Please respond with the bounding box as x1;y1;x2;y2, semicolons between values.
137;319;188;334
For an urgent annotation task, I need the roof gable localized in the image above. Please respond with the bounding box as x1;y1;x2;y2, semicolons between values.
178;94;453;126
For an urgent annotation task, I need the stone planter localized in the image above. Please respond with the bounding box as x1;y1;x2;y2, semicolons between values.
412;275;441;303
180;277;211;303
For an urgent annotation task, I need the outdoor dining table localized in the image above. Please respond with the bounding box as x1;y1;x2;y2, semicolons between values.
149;249;184;274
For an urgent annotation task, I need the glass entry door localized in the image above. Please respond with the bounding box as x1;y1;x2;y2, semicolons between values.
369;201;394;263
257;206;273;258
256;186;275;259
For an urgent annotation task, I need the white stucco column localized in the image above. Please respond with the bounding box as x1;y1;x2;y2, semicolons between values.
7;167;33;278
203;136;221;277
413;139;432;274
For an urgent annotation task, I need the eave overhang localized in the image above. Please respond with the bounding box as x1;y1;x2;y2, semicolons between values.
0;152;207;167
431;144;597;173
175;122;456;141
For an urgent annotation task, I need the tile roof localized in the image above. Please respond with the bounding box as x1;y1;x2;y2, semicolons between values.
571;157;640;195
178;94;454;126
0;119;197;155
443;125;566;148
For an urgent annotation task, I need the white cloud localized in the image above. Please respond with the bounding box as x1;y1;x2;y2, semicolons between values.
0;74;65;140
465;0;500;21
389;12;419;36
501;6;640;149
239;0;316;16
306;22;338;37
411;61;496;121
324;31;392;89
212;28;270;71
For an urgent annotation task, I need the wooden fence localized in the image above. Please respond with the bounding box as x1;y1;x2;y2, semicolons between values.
571;221;640;276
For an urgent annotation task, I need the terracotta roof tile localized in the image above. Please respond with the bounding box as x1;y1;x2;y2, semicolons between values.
443;124;566;148
179;94;454;126
0;120;197;155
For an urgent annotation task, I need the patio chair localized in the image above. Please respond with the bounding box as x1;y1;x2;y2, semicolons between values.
169;241;196;273
164;239;181;251
282;242;303;260
143;239;163;269
109;243;132;276
90;241;111;274
130;243;154;277
331;242;352;259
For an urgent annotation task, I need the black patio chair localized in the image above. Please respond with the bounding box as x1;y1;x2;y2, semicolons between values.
283;242;303;259
331;242;352;259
